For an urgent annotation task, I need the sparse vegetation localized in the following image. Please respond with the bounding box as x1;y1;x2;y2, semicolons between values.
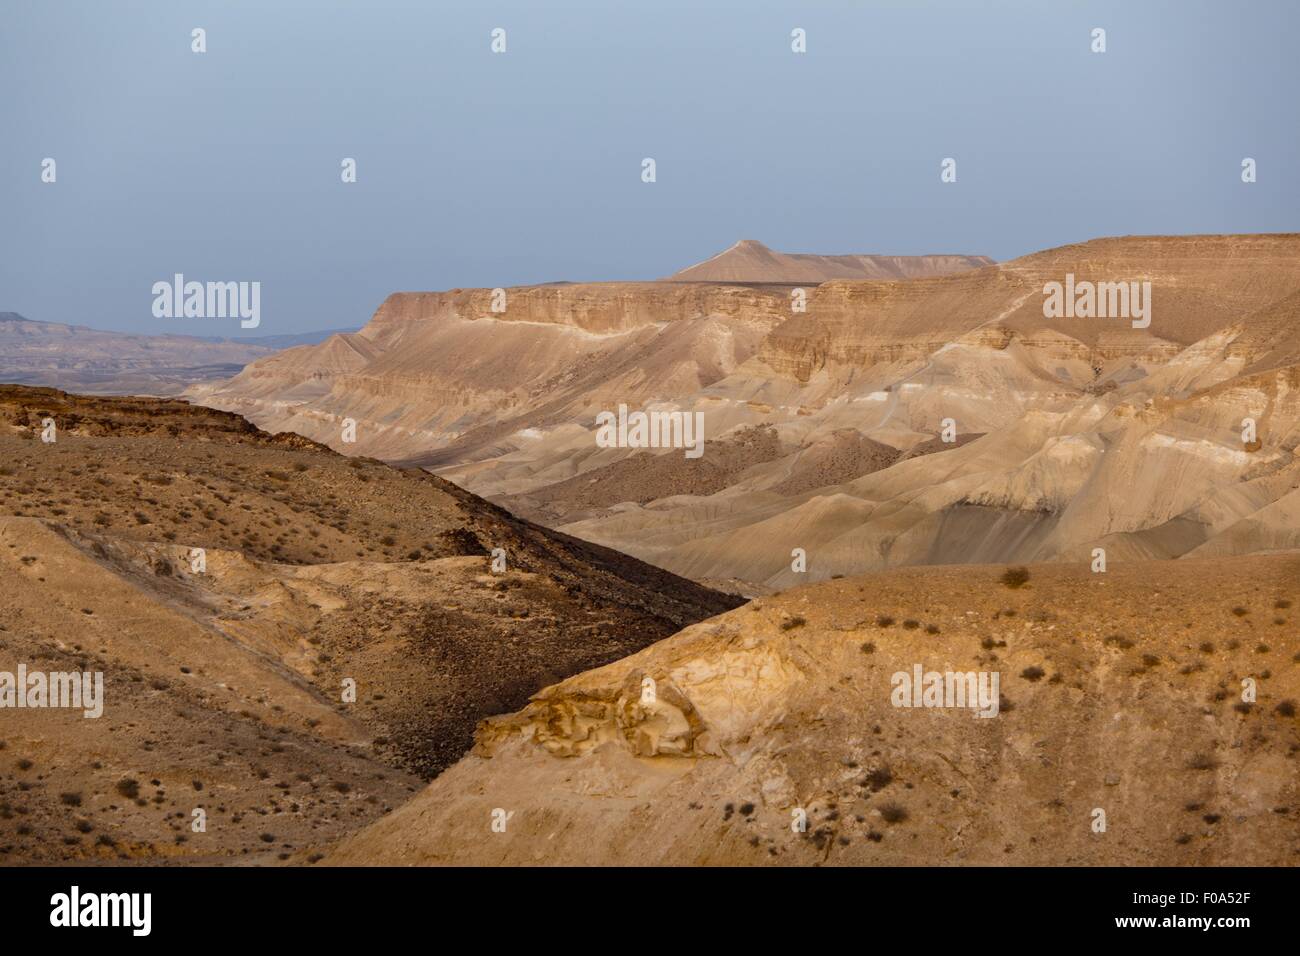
1186;753;1219;771
862;767;893;792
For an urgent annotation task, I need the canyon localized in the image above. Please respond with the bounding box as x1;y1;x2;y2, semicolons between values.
0;387;736;862
191;234;1300;594
4;233;1299;866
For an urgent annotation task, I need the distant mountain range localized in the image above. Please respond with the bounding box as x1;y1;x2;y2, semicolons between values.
0;312;354;396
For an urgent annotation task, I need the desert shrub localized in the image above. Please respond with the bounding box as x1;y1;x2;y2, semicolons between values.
879;802;908;824
863;767;893;792
1000;566;1030;589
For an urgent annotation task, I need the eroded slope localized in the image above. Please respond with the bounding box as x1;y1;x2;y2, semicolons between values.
328;555;1300;866
0;387;739;863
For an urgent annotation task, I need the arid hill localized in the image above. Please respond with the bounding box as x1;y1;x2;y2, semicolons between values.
325;555;1300;866
666;239;994;283
0;386;738;863
191;234;1300;594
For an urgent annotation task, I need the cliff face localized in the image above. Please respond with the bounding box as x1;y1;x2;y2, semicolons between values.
190;234;1300;591
190;281;793;460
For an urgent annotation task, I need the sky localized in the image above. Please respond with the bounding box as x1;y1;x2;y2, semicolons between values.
2;0;1297;335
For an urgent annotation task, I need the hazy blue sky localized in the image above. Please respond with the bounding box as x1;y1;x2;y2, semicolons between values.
2;0;1297;335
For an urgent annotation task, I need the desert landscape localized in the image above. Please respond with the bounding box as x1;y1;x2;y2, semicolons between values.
194;234;1300;595
2;234;1298;867
7;5;1300;942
